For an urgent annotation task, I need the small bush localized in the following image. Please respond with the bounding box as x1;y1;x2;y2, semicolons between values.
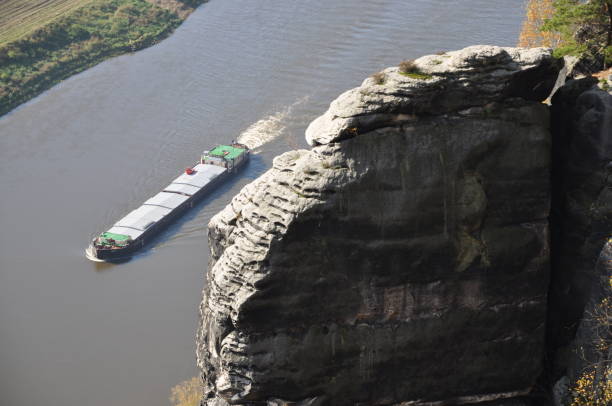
370;71;385;85
398;59;432;80
398;59;418;74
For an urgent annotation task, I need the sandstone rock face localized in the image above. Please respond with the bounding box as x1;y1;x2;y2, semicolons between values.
305;46;559;146
197;46;561;405
547;81;612;372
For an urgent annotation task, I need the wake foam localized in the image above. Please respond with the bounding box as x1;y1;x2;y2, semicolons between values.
85;247;105;262
237;96;308;150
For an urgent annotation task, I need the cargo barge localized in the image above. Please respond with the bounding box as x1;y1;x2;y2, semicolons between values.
86;143;249;262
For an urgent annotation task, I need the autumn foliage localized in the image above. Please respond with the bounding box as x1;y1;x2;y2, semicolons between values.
170;376;202;406
570;295;612;406
518;0;562;47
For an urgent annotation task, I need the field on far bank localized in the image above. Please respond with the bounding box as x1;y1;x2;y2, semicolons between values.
0;0;96;46
0;0;204;117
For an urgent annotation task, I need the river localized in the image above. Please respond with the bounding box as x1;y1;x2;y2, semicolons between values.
0;1;526;405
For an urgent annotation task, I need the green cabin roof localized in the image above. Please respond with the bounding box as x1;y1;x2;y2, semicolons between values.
98;232;132;246
101;232;131;241
207;145;245;161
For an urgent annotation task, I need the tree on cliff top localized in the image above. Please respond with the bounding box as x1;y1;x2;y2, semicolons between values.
519;0;612;68
543;0;612;67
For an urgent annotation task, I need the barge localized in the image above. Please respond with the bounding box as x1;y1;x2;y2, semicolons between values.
86;143;249;262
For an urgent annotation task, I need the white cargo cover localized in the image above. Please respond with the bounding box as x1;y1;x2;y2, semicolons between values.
115;205;171;231
164;183;200;196
172;164;226;188
107;226;144;240
144;191;189;210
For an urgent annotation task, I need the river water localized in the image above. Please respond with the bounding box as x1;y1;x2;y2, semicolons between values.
0;1;526;405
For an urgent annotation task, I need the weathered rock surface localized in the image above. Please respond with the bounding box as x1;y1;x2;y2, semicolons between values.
566;240;611;404
197;46;561;405
305;45;559;146
547;81;612;374
550;240;612;406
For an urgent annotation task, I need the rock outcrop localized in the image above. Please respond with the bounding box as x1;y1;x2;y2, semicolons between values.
547;80;612;374
197;46;562;405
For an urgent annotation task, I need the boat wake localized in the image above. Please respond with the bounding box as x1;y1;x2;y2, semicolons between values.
237;96;309;151
85;247;106;262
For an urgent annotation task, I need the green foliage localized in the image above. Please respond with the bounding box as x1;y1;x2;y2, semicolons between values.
542;0;612;65
399;71;433;80
0;0;185;116
398;59;433;80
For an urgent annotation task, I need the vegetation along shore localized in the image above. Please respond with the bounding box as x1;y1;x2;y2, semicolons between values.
0;0;205;117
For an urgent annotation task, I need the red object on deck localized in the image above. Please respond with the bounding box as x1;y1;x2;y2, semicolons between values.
185;168;194;175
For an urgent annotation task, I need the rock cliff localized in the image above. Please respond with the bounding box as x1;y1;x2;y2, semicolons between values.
546;77;612;404
196;45;563;406
547;78;612;369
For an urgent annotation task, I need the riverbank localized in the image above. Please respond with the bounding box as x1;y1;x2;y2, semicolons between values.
0;0;205;117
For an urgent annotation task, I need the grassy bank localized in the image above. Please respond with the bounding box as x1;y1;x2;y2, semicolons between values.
0;0;204;117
